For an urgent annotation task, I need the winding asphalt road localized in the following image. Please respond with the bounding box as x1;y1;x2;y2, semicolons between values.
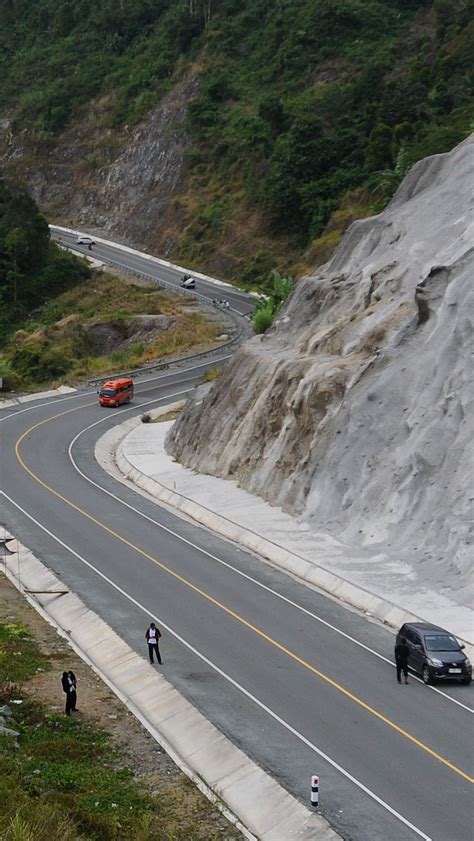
1;239;473;841
50;226;253;316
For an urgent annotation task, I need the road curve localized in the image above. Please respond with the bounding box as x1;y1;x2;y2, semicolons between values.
1;349;473;840
49;226;254;316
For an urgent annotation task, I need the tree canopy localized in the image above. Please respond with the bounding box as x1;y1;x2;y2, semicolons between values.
0;0;472;279
0;178;89;340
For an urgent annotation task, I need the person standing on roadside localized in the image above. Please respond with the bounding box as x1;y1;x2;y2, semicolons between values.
68;671;78;710
394;638;410;684
62;670;78;714
145;622;162;665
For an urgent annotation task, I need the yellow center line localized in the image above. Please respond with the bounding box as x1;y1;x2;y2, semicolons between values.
14;405;474;785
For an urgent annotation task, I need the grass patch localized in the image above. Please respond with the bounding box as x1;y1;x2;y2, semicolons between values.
0;623;49;686
0;272;222;392
201;367;221;383
0;698;161;840
0;619;240;840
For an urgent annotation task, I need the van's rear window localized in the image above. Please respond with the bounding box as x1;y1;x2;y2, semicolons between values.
100;388;116;397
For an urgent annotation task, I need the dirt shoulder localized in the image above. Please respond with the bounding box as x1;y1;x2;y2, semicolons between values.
0;571;241;840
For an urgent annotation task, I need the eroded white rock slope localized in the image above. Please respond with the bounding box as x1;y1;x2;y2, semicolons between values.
169;136;474;617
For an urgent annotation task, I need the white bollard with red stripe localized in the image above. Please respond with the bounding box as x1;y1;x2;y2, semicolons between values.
311;774;319;808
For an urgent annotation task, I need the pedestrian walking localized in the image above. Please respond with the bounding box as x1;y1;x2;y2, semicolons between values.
62;670;78;715
145;621;162;664
395;638;410;684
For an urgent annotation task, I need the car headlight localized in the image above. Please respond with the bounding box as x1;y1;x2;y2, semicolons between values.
429;658;444;667
465;658;471;668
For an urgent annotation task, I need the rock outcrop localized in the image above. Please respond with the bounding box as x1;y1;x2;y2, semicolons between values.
0;72;199;254
169;136;474;598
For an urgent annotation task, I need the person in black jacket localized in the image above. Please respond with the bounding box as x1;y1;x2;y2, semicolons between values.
394;639;410;684
145;622;162;665
62;670;78;714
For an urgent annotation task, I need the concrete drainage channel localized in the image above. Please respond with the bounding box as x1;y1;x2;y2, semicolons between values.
0;534;341;841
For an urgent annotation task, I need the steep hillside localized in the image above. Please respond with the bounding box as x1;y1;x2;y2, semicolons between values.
168;136;474;601
0;177;89;339
0;0;472;283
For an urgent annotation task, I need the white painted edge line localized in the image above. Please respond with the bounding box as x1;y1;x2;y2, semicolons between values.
84;406;474;714
3;373;470;715
0;506;341;841
0;498;432;841
50;225;240;291
96;406;474;713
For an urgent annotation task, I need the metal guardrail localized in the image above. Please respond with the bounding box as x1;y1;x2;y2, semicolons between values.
96;254;220;306
86;259;249;386
87;337;241;386
65;245;247;314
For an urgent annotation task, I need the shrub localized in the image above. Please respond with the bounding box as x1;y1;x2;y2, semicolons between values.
252;304;275;334
10;342;73;383
0;358;23;391
131;341;145;357
251;269;294;333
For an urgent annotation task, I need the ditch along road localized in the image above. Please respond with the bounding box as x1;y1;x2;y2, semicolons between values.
1;368;473;840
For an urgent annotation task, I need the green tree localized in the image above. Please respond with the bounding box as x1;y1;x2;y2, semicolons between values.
0;177;90;342
252;270;294;333
365;123;394;172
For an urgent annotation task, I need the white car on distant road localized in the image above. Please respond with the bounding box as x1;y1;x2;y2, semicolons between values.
76;235;95;245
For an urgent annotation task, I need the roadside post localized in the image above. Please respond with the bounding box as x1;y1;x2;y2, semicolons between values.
311;774;319;808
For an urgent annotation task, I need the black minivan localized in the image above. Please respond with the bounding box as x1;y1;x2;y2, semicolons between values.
396;623;472;685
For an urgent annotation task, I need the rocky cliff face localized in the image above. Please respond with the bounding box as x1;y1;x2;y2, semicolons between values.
169;136;474;594
0;72;199;257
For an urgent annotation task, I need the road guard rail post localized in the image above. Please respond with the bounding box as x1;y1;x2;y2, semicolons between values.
311;774;319;808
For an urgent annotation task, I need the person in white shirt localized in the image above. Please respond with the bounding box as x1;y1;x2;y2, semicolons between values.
145;622;162;664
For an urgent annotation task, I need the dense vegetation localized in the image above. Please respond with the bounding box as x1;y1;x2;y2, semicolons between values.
0;178;89;341
252;271;294;333
0;0;473;284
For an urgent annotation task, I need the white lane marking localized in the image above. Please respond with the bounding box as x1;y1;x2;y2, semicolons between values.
0;356;231;425
67;401;474;716
0;489;432;841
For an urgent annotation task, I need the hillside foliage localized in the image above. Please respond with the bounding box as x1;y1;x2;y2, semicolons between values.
0;178;89;340
0;0;473;282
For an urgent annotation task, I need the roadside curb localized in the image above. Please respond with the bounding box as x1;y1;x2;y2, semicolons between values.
0;385;76;409
1;536;340;841
97;407;474;658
